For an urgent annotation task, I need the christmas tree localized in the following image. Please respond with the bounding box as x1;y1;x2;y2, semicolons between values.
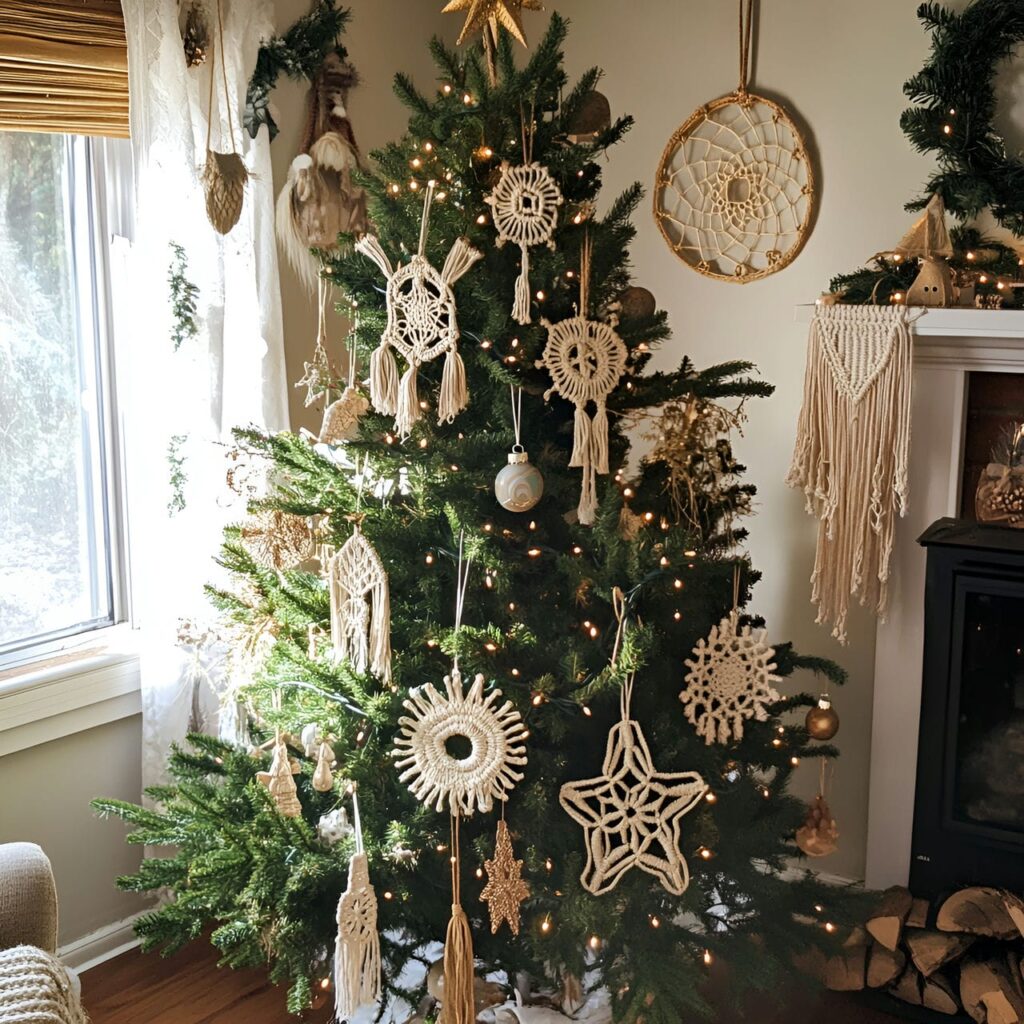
95;16;856;1021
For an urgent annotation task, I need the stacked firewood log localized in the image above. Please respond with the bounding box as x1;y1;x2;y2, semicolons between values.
821;886;1024;1020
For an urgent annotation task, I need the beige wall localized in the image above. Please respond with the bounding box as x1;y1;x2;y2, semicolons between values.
0;716;146;946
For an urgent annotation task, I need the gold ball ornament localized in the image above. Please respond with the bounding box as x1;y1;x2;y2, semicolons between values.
805;695;840;741
495;446;544;513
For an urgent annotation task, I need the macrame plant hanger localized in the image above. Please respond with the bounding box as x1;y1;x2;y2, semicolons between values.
202;0;248;234
334;784;382;1019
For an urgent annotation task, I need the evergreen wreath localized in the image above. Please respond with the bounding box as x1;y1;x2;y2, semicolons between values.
902;0;1024;235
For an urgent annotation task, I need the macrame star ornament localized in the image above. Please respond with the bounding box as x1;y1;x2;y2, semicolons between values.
242;510;315;571
393;666;528;815
327;527;392;683
257;734;302;818
486;160;562;324
480;819;530;935
680;610;782;745
441;0;543;47
334;791;381;1020
356;184;482;437
560;674;707;895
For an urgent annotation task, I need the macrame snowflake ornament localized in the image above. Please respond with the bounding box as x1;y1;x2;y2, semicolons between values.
393;666;528;815
560;675;707;895
486;161;562;324
327;527;392;683
356;185;482;437
680;610;782;745
480;819;530;935
537;314;627;524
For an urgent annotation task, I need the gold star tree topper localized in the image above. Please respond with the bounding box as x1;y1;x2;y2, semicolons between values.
442;0;544;48
480;819;530;935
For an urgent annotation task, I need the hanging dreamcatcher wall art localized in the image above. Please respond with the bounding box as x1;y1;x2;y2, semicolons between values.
356;182;483;437
654;0;815;282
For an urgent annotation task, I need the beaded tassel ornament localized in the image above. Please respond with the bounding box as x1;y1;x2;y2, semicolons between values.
485;104;563;324
537;234;627;525
334;786;382;1019
356;183;482;437
326;522;392;684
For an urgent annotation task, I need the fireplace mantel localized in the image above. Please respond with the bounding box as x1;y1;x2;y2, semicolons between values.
794;304;1024;888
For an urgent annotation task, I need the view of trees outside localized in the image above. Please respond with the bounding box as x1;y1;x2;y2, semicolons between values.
0;132;111;650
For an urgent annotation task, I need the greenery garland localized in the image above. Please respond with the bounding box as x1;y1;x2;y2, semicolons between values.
244;0;351;141
902;0;1024;234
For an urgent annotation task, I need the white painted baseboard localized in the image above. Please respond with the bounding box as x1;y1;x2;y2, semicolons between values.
60;912;143;972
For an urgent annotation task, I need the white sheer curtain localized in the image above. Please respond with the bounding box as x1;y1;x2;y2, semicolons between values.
118;0;289;789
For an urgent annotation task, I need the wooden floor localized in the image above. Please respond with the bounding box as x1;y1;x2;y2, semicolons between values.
81;941;907;1024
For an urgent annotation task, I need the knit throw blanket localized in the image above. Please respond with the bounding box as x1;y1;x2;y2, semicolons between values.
0;946;87;1024
787;303;916;643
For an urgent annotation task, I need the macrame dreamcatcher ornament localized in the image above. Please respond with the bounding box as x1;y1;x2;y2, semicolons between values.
257;733;302;818
480;818;530;936
201;0;248;234
680;570;782;745
356;183;483;437
327;525;392;683
485;109;563;324
786;303;919;642
334;787;382;1020
495;386;544;512
795;761;839;858
241;509;315;571
537;236;627;525
654;0;814;281
561;670;708;895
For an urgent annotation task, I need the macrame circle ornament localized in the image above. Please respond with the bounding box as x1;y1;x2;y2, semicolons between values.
786;303;918;642
485;108;563;324
327;524;392;683
680;570;782;745
561;671;708;895
654;0;814;282
201;0;248;235
356;183;483;437
537;236;627;525
334;787;382;1020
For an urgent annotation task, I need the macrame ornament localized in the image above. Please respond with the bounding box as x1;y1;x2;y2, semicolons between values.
485;108;563;324
654;0;814;281
480;817;530;935
257;733;302;818
335;788;382;1020
786;303;918;642
356;183;482;436
201;0;248;234
241;509;315;571
276;55;368;290
560;669;707;896
537;236;627;525
680;569;782;745
795;761;839;858
313;740;336;792
327;525;392;683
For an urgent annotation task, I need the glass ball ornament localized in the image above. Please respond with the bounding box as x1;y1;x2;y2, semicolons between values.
805;694;840;741
495;446;544;512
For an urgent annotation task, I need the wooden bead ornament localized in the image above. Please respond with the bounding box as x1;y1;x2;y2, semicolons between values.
806;694;840;741
495;386;543;512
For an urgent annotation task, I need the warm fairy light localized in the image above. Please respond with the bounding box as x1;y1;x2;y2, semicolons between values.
762;787;770;799
572;544;582;555
419;438;428;449
485;574;493;589
625;382;633;390
477;214;488;225
535;290;545;301
475;867;484;879
825;922;836;934
320;977;331;990
573;212;583;224
532;693;544;706
510;337;519;348
703;949;713;966
643;511;654;522
949;108;956;116
980;275;989;284
589;935;601;950
505;355;518;364
673;611;681;621
705;791;717;804
814;904;824;913
356;729;366;744
674;579;683;590
411;157;422;168
528;520;537;530
583;705;593;717
511;668;520;677
891;292;904;303
426;639;437;648
545;858;554;871
699;847;712;860
790;756;800;766
480;339;492;349
485;642;498;652
650;916;661;928
772;738;782;748
437;843;447;852
483;523;493;532
385;433;395;444
383;891;394;900
967;251;976;261
566;269;575;278
450;464;459;472
508;602;516;611
425;553;434;565
659;556;669;566
409;180;419;191
528;547;542;557
463;93;472;105
436;191;447;201
390;183;400;194
588;625;599;638
442;83;452;94
943;124;952;135
637;342;649;352
683;549;697;558
424;141;433;151
998;280;1007;290
541;916;552;934
623;487;634;498
577;169;584;178
419;399;429;410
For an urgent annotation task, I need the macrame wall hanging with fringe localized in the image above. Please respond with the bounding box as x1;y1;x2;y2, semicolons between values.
356;183;483;437
485;103;563;324
537;234;627;525
679;565;782;745
654;0;814;282
327;521;392;683
276;54;369;291
786;303;918;642
334;786;382;1020
202;0;248;234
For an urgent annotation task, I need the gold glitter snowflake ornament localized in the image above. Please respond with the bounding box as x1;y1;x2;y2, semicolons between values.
680;611;782;745
480;819;530;935
393;667;528;815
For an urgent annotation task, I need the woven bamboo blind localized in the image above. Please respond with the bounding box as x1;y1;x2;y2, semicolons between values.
0;0;129;137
